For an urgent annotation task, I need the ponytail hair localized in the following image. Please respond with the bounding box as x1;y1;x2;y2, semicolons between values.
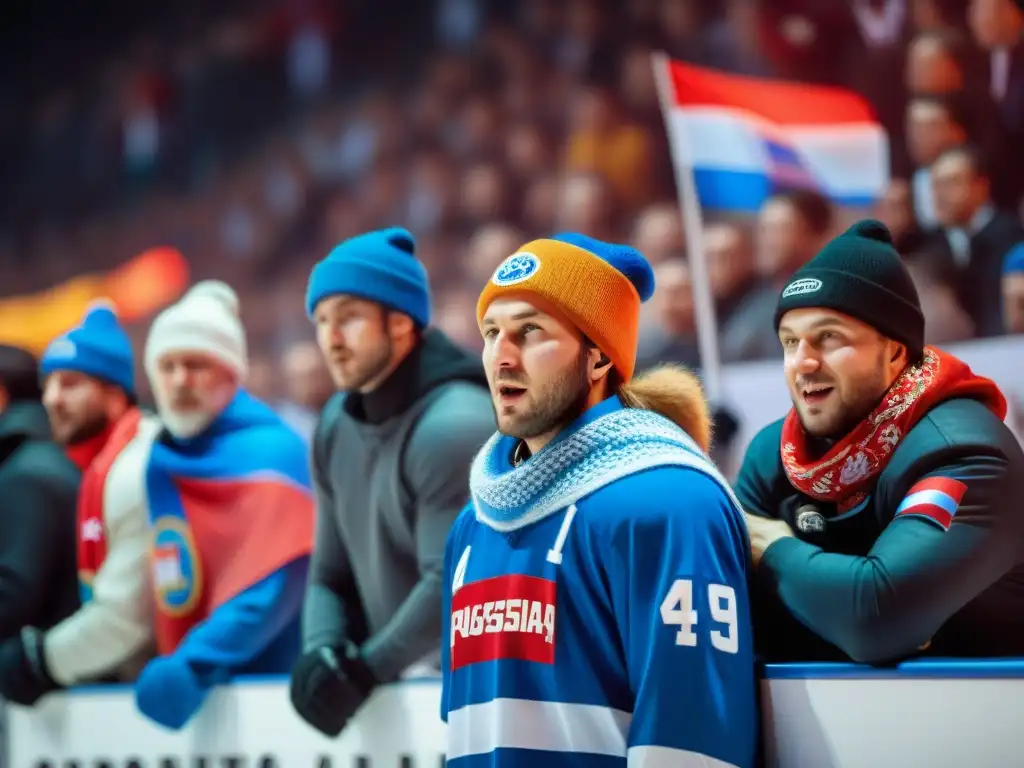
618;364;712;453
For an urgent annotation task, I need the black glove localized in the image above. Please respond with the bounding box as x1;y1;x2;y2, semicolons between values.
289;641;377;737
0;627;60;706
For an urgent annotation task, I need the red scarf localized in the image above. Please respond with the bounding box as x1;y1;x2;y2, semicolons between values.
77;408;143;598
781;347;1007;511
66;422;116;471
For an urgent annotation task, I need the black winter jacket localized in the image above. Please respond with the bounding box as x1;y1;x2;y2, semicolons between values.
738;396;1024;663
0;402;80;639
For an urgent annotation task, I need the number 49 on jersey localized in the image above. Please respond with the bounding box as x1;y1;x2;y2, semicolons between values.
660;578;739;654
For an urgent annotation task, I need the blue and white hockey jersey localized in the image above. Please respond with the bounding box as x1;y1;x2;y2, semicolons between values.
441;396;758;767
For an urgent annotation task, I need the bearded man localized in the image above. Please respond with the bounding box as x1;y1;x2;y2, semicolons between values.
739;220;1024;663
440;234;758;767
0;302;158;706
132;281;314;730
289;227;495;738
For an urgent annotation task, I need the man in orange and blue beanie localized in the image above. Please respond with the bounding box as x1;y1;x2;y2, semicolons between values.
439;233;758;767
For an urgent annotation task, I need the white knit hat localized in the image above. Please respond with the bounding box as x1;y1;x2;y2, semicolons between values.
145;280;248;380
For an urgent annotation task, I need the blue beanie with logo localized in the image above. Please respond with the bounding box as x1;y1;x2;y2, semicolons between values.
305;227;431;327
40;301;136;397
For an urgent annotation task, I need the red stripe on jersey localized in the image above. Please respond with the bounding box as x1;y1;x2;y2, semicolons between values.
450;574;556;670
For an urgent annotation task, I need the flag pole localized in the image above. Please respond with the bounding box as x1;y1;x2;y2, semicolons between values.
650;51;724;405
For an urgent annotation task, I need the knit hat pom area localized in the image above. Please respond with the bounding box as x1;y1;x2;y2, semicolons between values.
184;279;241;316
773;218;925;358
144;280;248;380
40;298;136;396
305;227;431;326
476;232;656;382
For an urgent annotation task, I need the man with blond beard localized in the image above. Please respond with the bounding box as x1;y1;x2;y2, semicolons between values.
441;234;757;767
131;281;314;730
0;302;157;705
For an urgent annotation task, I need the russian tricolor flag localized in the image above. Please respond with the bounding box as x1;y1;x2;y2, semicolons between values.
656;57;889;213
895;476;968;531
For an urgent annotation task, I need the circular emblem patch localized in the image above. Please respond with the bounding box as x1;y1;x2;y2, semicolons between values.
492;252;540;286
151;517;203;617
795;504;827;534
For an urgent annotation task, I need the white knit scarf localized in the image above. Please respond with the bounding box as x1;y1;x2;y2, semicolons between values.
469;406;739;532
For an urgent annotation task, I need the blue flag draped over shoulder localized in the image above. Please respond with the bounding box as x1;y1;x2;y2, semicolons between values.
144;389;315;654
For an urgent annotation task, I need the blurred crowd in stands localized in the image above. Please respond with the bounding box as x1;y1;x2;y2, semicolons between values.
2;0;1023;411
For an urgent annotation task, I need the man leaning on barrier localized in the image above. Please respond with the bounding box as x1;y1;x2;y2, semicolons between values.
0;302;157;706
739;219;1024;663
289;228;495;738
132;281;315;730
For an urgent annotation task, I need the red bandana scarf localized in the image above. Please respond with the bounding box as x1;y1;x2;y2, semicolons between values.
781;347;1007;511
66;421;117;471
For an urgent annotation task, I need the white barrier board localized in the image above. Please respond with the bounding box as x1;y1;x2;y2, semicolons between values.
761;666;1024;768
8;663;1024;767
6;678;446;767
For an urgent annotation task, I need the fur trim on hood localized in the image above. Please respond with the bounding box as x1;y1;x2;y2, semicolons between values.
618;364;712;453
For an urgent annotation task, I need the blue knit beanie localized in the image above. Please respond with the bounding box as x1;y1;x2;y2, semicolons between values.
1004;243;1024;275
305;227;431;327
41;300;136;396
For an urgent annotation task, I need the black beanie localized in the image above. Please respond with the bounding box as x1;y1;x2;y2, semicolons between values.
773;219;924;360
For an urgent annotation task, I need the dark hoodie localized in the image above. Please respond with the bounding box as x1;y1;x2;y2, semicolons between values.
0;402;80;640
301;329;495;682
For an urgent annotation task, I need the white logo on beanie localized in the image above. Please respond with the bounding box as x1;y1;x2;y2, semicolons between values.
493;252;540;286
782;278;823;298
46;339;78;360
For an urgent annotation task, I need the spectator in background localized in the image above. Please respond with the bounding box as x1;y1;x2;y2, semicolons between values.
905;28;970;95
0;346;79;644
278;340;333;442
243;352;277;404
1003;244;1024;334
133;281;315;730
434;287;485;353
704;221;757;323
631;202;687;334
637;259;700;371
464;223;525;289
556;172;618;241
874;178;926;254
632;203;686;265
969;0;1024;211
905;28;1016;210
0;304;156;706
458;162;513;234
290;228;494;738
705;0;777;77
720;189;834;362
905;257;977;343
926;144;1023;336
565;76;654;211
906;94;969;227
968;0;1024;139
